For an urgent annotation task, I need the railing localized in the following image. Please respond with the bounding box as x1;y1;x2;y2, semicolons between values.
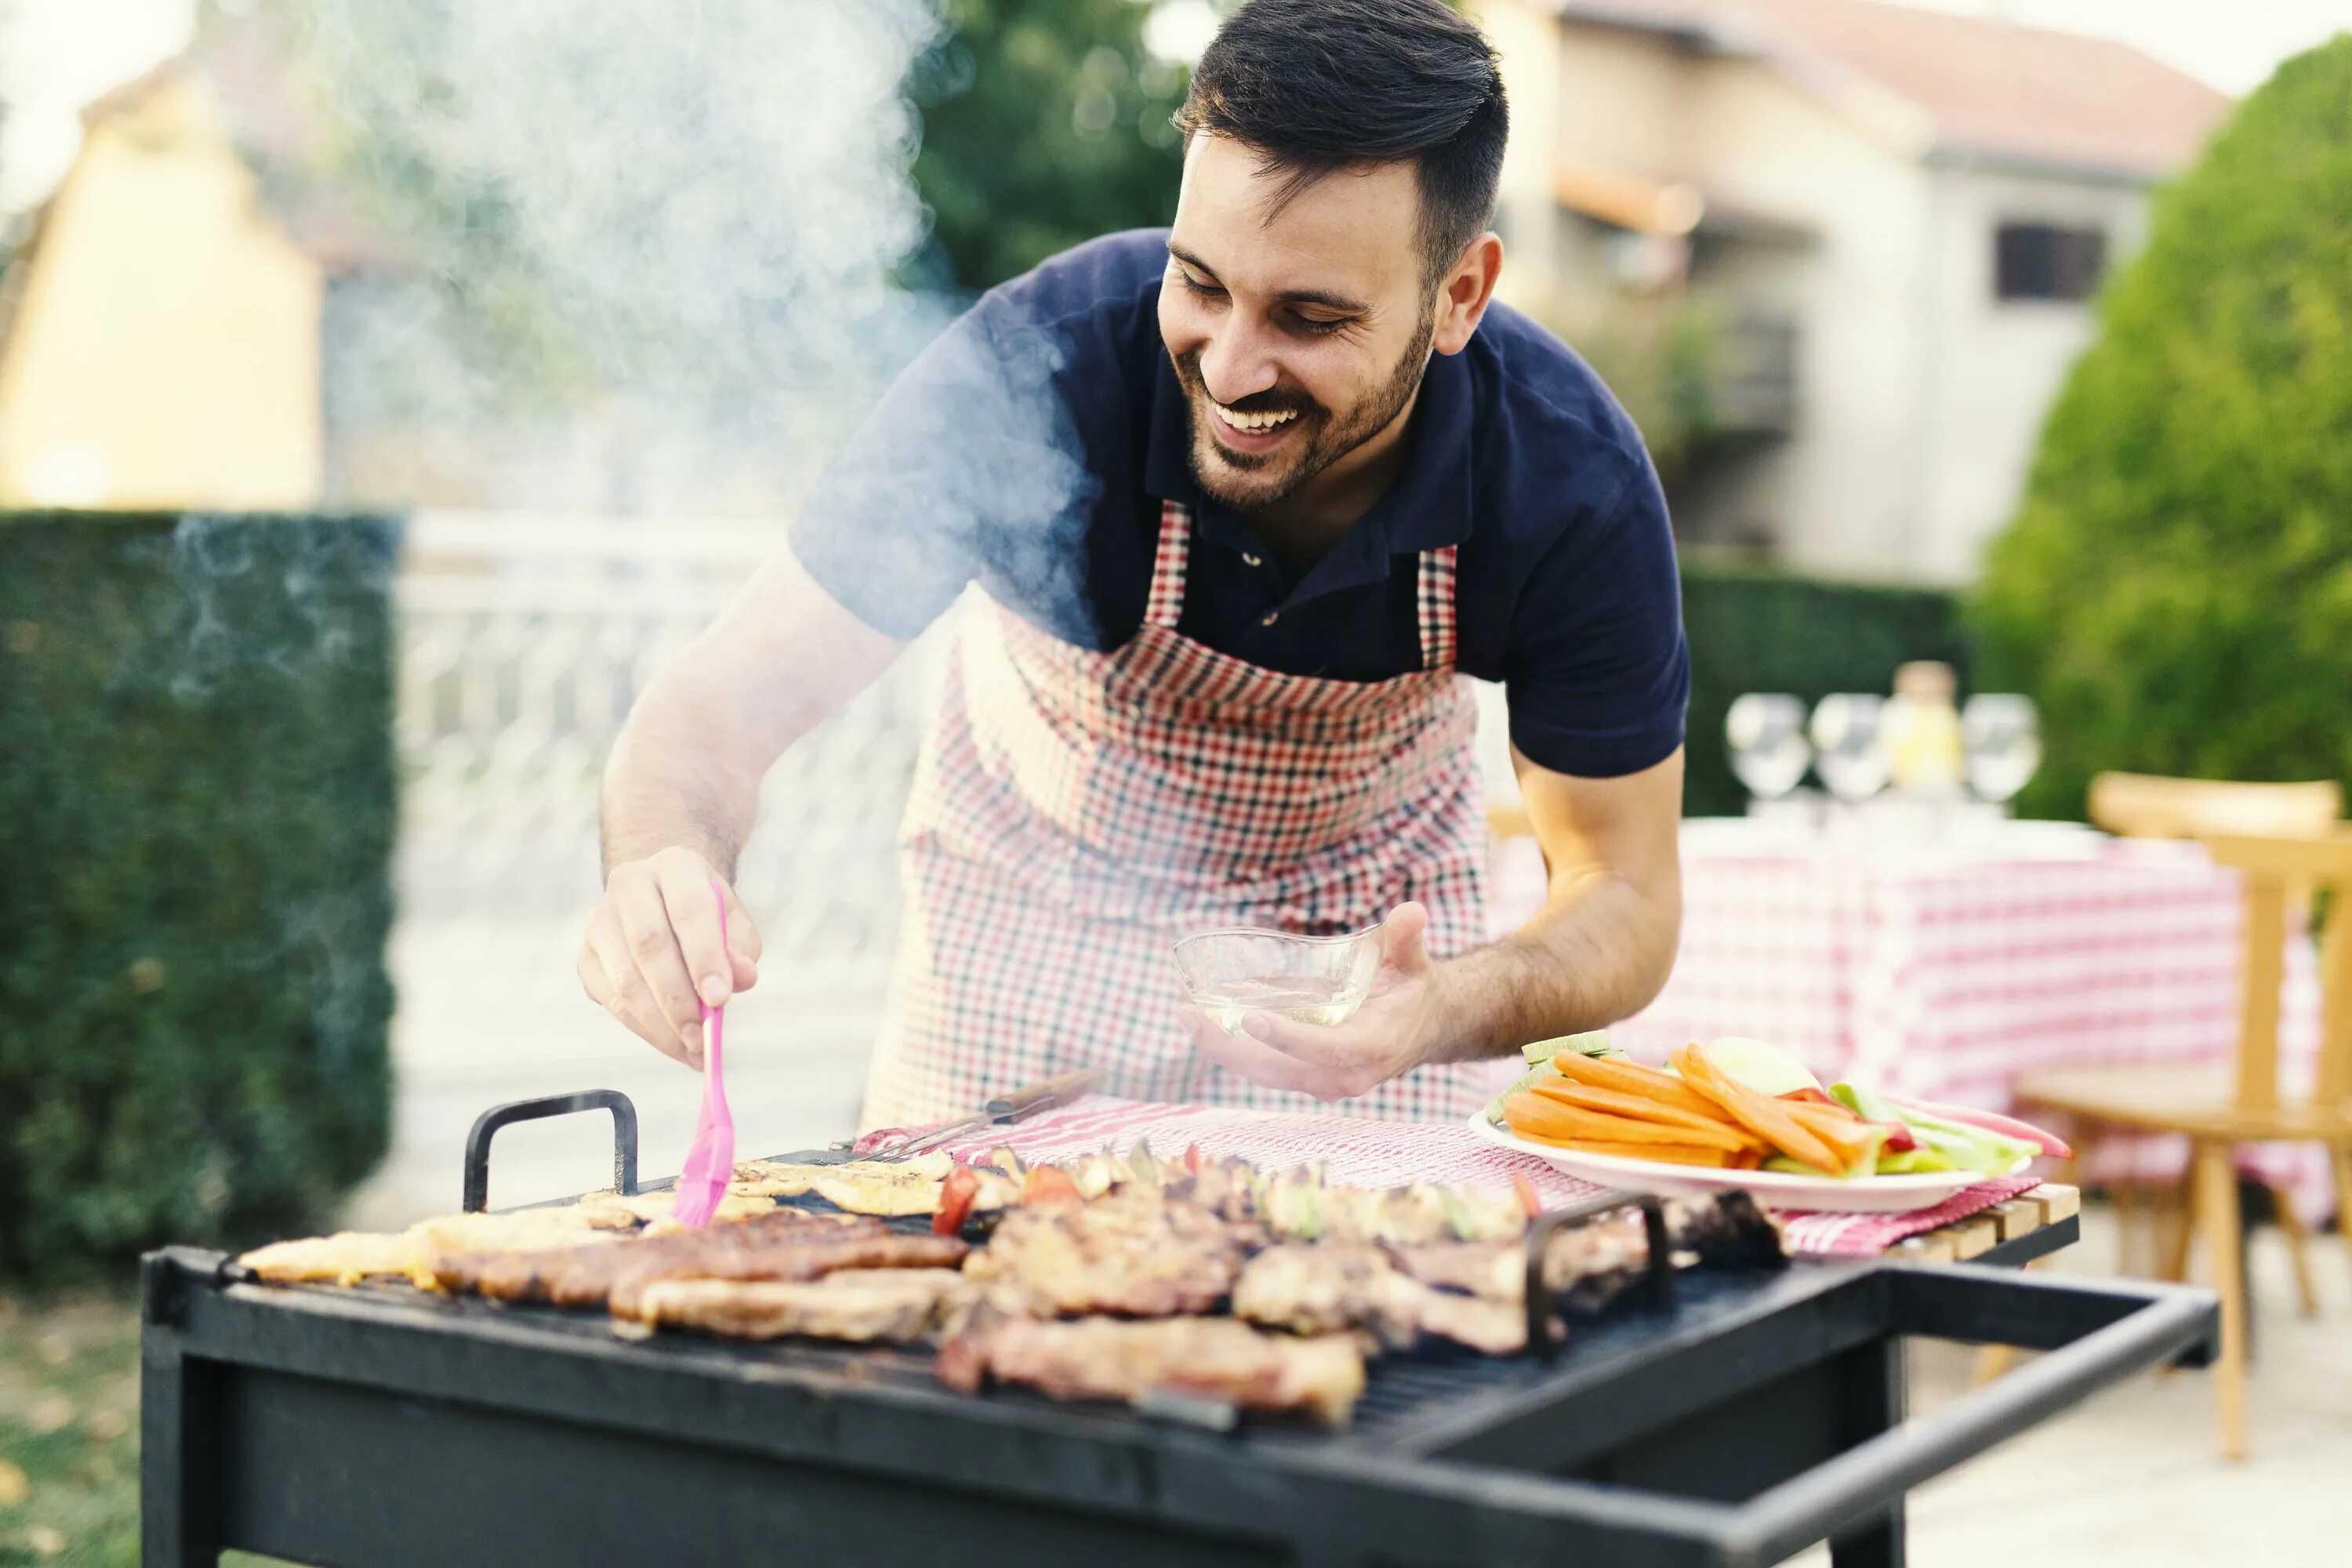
394;510;946;1004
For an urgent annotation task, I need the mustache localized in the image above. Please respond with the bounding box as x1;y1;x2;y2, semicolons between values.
1171;350;1321;419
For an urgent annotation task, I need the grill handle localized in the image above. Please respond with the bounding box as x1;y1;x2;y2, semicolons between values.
463;1090;640;1212
1733;1267;2218;1563
1523;1191;1675;1360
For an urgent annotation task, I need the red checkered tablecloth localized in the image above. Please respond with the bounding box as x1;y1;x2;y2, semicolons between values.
1491;829;2332;1222
857;1093;2043;1258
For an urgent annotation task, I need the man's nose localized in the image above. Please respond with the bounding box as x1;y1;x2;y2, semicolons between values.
1196;320;1279;406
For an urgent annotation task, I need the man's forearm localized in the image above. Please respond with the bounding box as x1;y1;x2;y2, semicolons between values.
1426;864;1680;1062
599;666;766;880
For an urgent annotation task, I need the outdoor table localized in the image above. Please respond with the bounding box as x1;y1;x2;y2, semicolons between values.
1490;819;2334;1221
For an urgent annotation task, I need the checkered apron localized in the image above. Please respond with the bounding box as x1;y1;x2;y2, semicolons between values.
861;499;1491;1130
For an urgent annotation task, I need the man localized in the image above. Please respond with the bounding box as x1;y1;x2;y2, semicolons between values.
581;0;1687;1128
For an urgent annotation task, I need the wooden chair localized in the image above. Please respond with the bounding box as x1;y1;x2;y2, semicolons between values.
2014;830;2352;1459
2089;771;2341;840
2084;772;2342;1291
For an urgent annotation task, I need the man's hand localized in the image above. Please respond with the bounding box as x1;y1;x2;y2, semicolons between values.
1181;902;1451;1102
578;846;762;1069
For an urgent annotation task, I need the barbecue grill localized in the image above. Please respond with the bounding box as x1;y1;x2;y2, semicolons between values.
141;1091;2216;1568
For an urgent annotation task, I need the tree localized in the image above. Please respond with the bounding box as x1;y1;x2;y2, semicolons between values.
1969;36;2352;818
910;0;1189;291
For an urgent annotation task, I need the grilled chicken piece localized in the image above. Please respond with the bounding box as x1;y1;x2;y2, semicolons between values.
729;1154;1018;1218
575;1189;775;1232
964;1186;1261;1317
239;1231;419;1287
622;1269;978;1343
1385;1193;1786;1314
601;1229;969;1316
937;1316;1367;1425
1233;1245;1524;1354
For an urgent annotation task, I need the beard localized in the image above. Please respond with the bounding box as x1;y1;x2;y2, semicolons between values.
1172;307;1436;513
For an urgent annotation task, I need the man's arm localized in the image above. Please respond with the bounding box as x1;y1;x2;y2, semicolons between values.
1430;745;1683;1053
579;548;905;1067
1186;746;1682;1099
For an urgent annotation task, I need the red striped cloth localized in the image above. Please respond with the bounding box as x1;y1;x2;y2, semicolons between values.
857;1094;2042;1259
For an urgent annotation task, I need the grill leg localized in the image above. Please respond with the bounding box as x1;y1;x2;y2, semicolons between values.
140;1333;222;1568
1826;1339;1906;1568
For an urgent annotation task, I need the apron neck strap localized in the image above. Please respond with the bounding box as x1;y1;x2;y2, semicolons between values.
1145;499;1461;672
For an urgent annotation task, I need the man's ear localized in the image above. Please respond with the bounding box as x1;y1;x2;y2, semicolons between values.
1432;232;1503;356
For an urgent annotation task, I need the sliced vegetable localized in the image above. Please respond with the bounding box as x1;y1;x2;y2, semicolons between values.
1695;1036;1822;1098
1183;1142;1203;1175
933;1167;981;1235
1568;1140;1744;1167
1778;1086;1841;1107
1128;1141;1160;1185
1522;1029;1613;1066
1528;1078;1757;1138
1439;1187;1476;1240
1889;1097;2072;1160
1671;1045;1843;1173
988;1146;1027;1178
1512;1172;1541;1218
1547;1051;1725;1119
1020;1166;1083;1205
1504;1093;1760;1152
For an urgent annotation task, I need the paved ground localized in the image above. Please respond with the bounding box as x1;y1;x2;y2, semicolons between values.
356;920;2351;1564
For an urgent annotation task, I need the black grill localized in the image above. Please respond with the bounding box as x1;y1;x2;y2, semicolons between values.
140;1091;2216;1568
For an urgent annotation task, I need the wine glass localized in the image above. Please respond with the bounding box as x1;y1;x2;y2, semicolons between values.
1726;694;1811;804
1962;694;2042;808
1810;695;1891;804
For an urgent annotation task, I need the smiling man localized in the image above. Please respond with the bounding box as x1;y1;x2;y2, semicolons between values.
584;0;1689;1127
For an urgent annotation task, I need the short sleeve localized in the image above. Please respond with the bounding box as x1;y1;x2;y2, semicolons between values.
1503;467;1690;778
789;301;1102;641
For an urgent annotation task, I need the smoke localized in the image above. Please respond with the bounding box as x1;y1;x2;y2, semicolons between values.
227;0;960;514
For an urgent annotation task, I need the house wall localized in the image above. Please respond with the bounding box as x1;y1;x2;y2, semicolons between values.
1564;31;1936;577
1911;162;2153;582
0;75;322;509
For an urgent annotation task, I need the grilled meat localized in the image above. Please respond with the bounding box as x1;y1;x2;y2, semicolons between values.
621;1269;978;1343
730;1154;1018;1218
1232;1245;1524;1354
936;1316;1367;1425
239;1231;419;1287
437;1208;967;1309
964;1185;1262;1318
1385;1192;1786;1315
575;1189;775;1232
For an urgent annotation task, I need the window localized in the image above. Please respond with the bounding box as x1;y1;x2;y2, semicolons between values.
1994;223;2107;302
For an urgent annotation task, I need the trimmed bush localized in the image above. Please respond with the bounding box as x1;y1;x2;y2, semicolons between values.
1971;38;2352;818
1681;561;1969;818
0;511;400;1279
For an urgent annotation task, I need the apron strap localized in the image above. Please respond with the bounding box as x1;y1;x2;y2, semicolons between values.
1155;498;1461;670
1417;545;1460;671
1145;499;1192;630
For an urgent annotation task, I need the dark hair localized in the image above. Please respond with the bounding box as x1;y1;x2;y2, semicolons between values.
1174;0;1508;285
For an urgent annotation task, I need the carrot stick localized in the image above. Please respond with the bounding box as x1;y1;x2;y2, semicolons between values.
1544;1140;1741;1168
1547;1052;1722;1118
1777;1100;1883;1166
1528;1079;1761;1139
1671;1046;1844;1172
1504;1095;1758;1152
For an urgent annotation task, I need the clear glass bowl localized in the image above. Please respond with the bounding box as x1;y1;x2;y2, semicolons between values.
1171;924;1382;1033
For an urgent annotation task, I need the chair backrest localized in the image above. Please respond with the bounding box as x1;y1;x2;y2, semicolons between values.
2089;772;2343;840
2204;832;2352;1115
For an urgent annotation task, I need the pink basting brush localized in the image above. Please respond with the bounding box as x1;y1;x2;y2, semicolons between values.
669;880;735;1228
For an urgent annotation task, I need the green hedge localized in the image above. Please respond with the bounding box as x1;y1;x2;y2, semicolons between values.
1680;561;1970;818
0;511;400;1279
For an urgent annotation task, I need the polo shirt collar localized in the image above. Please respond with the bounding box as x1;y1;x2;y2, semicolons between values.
1142;345;1477;595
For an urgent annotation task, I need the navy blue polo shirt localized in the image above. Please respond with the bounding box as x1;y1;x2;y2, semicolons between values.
793;229;1687;778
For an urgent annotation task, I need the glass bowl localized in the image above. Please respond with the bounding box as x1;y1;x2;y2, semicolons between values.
1171;924;1382;1033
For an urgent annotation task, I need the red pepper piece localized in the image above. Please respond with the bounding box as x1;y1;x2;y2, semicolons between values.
933;1166;980;1236
1021;1166;1083;1205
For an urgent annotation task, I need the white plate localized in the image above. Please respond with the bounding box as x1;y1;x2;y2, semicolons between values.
1470;1112;2028;1214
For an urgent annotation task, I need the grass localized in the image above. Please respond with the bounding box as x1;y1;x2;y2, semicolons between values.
0;1290;283;1568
